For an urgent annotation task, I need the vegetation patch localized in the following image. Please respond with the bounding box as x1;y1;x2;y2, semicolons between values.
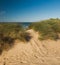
0;23;31;55
29;18;60;40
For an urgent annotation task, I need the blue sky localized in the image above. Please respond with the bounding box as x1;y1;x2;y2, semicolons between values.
0;0;60;22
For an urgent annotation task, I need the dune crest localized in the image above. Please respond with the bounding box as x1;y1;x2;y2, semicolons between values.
0;29;60;65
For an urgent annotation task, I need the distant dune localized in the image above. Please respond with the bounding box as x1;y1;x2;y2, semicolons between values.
0;29;60;65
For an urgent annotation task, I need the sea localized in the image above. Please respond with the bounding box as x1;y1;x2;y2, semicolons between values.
0;22;32;28
20;22;32;28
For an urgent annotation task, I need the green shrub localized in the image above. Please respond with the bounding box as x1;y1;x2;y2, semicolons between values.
29;18;60;40
0;23;31;55
19;32;32;42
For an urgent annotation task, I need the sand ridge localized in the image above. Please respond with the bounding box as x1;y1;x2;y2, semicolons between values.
0;29;60;65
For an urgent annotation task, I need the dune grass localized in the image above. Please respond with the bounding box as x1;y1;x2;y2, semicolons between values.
1;18;60;55
0;23;31;55
29;18;60;40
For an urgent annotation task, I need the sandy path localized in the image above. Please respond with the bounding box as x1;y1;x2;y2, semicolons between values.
0;29;60;65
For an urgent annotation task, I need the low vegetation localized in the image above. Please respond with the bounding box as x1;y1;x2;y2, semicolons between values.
1;18;60;55
0;23;31;55
29;18;60;40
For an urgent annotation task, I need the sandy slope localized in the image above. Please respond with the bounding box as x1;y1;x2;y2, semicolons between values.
0;29;60;65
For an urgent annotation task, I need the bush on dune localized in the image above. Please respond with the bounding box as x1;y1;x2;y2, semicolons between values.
19;32;32;42
0;23;31;55
29;18;60;40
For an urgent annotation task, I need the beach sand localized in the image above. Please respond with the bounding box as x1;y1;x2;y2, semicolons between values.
0;29;60;65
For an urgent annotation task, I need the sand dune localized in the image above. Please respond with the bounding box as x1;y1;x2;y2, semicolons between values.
0;29;60;65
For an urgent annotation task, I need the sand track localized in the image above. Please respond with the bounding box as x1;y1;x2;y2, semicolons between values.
0;29;60;65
